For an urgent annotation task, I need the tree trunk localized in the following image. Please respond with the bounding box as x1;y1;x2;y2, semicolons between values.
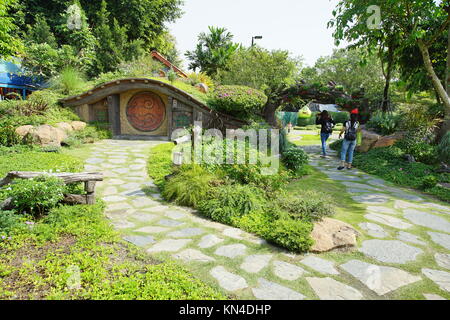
382;43;394;113
417;40;450;134
263;101;280;127
446;24;450;96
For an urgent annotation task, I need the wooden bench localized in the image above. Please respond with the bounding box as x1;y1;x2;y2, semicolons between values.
0;171;103;205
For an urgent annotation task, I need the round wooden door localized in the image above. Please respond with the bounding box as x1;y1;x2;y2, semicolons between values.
126;92;166;132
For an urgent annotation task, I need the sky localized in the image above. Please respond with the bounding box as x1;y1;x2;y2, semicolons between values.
168;0;345;69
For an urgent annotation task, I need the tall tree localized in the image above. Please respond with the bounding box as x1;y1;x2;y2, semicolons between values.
185;26;239;76
19;0;183;50
330;0;450;136
0;0;23;58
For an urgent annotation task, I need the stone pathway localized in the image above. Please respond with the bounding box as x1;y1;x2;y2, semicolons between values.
82;139;450;300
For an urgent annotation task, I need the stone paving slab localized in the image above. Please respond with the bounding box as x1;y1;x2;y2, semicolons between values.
341;260;422;295
273;261;308;280
404;209;450;233
240;255;273;274
359;240;423;264
306;277;363;300
252;278;305;300
365;213;412;230
422;269;450;293
173;249;215;263
300;256;339;275
210;266;248;292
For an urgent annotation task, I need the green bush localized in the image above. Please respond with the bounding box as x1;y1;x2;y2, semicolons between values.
147;143;175;187
6;176;66;216
282;147;309;171
277;191;335;223
366;112;401;135
438;132;450;165
266;218;314;252
207;85;267;118
331;112;350;124
63;124;111;147
297;112;318;126
395;138;438;165
162;165;216;208
50;67;88;95
421;175;438;190
0;210;26;237
198;184;264;224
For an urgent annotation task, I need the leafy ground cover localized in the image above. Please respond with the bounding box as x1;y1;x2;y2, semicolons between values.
0;148;225;300
330;141;450;203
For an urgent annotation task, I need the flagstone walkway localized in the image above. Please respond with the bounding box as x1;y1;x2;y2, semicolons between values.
83;139;450;300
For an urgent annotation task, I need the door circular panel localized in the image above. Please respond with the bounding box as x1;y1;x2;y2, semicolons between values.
126;92;166;132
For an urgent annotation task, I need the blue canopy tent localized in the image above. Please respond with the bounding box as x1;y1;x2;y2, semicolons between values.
0;59;41;100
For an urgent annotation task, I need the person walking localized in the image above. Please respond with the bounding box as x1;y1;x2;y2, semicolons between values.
316;110;335;158
338;112;360;170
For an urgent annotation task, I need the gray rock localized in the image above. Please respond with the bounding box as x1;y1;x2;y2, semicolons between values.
347;188;371;193
359;240;423;264
215;244;247;258
106;202;132;211
135;226;169;234
428;232;450;250
86;158;104;164
123;235;155;247
173;249;215;263
422;269;450;293
306;277;363;300
252;278;305;300
365;213;412;230
366;179;387;188
103;195;128;203
352;194;390;204
404;209;450;233
423;293;447;300
128;212;158;222
102;186;119;196
366;206;398;215
341;182;383;191
147;239;192;253
158;219;185;227
198;234;224;249
121;182;141;190
240;255;273;273
423;202;450;213
397;231;426;246
300;256;339;275
165;210;187;220
359;222;389;238
107;179;127;185
223;227;244;240
109;158;127;164
167;228;205;238
131;197;159;208
394;200;421;210
112;220;135;229
435;253;450;270
341;260;421;295
273;261;308;280
112;168;129;174
210;266;248;291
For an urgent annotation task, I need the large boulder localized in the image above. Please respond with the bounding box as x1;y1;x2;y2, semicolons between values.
373;132;405;149
27;125;68;147
15;125;34;138
310;218;360;253
357;129;381;153
71;121;87;131
56;122;74;133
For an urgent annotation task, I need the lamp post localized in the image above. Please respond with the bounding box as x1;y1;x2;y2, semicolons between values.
251;36;263;47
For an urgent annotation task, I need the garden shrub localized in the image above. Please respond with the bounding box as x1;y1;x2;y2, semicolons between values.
395;137;438;165
0;210;26;237
207;85;267;118
147;143;175;187
276;191;335;223
198;184;264;225
330;139;343;152
438;132;450;165
366;111;400;135
187;72;215;91
282;147;309;171
63;124;111;147
421;175;438;190
6;176;66;216
162;165;216;208
331;112;350;124
50;67;88;95
266;218;314;252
